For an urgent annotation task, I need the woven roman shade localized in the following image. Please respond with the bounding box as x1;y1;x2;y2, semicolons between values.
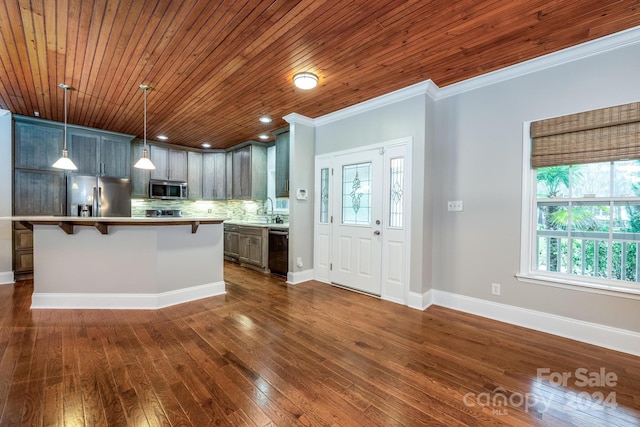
530;102;640;168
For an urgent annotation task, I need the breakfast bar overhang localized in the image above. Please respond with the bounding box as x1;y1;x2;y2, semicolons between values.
4;216;228;309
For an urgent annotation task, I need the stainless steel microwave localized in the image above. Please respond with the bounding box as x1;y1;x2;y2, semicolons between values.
149;180;188;199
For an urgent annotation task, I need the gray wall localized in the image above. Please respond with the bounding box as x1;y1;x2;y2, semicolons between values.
316;93;432;294
0;110;12;283
434;40;640;332
287;119;315;274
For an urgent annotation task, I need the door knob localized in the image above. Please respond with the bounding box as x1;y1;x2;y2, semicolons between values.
374;230;381;235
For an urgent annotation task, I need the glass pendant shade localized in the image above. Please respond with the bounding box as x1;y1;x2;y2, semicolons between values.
52;148;77;170
134;148;155;170
134;84;156;170
53;84;78;170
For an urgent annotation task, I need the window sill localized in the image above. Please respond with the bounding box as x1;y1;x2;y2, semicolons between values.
515;273;640;301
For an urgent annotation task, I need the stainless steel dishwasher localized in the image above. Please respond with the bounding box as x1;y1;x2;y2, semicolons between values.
268;228;289;277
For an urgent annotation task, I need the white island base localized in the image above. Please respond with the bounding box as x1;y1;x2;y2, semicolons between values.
21;218;226;309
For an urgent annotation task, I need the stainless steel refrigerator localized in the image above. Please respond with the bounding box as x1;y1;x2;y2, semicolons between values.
67;175;131;217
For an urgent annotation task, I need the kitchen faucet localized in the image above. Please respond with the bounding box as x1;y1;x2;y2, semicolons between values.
266;197;274;222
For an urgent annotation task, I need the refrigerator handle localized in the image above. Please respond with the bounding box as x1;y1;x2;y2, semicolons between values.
97;186;102;217
92;187;99;217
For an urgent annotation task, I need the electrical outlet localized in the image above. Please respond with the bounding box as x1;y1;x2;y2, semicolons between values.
207;208;212;214
296;257;303;267
447;200;463;211
491;283;501;296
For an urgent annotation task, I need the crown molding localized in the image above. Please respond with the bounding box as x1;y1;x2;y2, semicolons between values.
283;112;315;127
437;25;640;99
314;80;439;127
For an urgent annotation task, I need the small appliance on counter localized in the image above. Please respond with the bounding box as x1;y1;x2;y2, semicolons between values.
145;209;183;217
68;175;131;217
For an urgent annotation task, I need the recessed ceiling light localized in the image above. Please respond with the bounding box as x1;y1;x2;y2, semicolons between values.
293;72;318;90
157;135;168;141
259;116;272;123
259;134;269;140
201;142;211;148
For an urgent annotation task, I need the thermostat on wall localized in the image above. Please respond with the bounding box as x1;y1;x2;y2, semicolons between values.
296;188;308;200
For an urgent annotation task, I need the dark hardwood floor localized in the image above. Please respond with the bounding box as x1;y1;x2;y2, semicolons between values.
0;262;638;426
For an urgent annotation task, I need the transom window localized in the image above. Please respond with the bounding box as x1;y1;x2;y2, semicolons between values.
535;161;640;286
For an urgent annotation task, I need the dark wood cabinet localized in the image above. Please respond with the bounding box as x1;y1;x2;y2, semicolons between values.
231;144;267;200
14;169;66;215
67;129;131;178
130;140;150;198
202;151;226;200
187;151;203;200
224;224;239;261
238;225;269;270
12;222;33;276
14;121;63;170
274;129;290;198
150;145;188;182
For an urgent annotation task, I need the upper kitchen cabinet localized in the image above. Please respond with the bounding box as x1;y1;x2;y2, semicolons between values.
202;151;226;200
274;128;290;198
231;144;267;200
14;118;63;170
131;140;150;198
150;144;188;182
187;151;203;200
67;128;132;178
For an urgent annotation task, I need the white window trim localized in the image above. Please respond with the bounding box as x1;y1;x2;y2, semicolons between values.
518;121;640;300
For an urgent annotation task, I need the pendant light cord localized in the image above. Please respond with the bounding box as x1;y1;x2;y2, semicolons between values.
63;86;68;150
143;86;147;148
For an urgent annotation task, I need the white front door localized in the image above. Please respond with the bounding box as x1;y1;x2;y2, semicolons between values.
330;149;384;295
314;139;411;304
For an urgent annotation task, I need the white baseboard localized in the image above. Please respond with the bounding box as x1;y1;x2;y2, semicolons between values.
407;290;432;310
31;281;226;309
0;271;14;285
431;290;640;357
287;269;314;285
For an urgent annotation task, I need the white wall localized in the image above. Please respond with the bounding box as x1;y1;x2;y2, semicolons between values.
434;37;640;332
0;110;13;284
315;89;433;294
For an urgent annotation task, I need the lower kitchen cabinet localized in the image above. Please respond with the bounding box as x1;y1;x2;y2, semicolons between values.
13;222;33;279
224;224;270;272
224;224;239;261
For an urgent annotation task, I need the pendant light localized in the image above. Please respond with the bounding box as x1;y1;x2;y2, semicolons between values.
52;84;78;170
134;84;156;170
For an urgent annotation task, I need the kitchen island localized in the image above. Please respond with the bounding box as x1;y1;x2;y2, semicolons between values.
2;216;228;309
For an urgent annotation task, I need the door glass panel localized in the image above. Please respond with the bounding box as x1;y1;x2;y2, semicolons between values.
389;157;404;228
342;162;371;225
320;167;329;223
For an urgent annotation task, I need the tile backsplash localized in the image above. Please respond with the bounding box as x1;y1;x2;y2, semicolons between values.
131;199;289;223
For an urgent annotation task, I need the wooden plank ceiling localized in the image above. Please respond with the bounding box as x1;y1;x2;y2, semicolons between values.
1;0;640;149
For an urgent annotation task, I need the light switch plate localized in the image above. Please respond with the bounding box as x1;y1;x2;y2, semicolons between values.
448;200;463;211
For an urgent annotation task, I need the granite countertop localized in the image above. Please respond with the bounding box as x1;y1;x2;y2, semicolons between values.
224;220;289;229
3;216;228;223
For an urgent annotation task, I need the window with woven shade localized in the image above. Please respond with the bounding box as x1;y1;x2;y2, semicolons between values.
520;101;640;296
531;102;640;168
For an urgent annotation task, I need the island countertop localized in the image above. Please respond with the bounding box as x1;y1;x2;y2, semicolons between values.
1;216;229;235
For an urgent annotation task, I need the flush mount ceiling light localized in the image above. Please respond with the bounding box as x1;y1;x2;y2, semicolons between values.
201;142;211;148
134;84;156;170
259;134;269;140
259;115;272;123
293;72;318;90
157;135;168;141
52;84;78;170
